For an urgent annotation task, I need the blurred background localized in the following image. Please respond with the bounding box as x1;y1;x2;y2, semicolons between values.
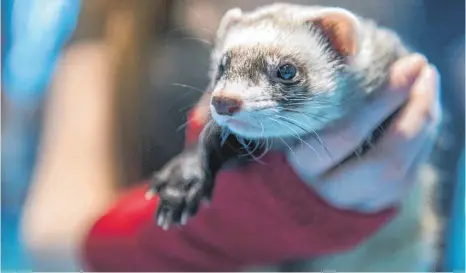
1;0;464;271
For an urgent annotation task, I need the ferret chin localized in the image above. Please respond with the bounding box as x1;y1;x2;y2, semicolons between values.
210;103;329;140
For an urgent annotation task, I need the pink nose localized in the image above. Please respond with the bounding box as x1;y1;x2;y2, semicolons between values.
211;95;243;116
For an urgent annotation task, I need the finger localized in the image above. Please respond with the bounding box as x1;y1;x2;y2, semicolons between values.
288;54;428;177
366;64;441;175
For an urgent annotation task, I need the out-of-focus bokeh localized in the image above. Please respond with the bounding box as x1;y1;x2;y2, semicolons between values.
1;0;464;271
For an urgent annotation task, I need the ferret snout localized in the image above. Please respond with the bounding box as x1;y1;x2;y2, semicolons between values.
211;94;243;116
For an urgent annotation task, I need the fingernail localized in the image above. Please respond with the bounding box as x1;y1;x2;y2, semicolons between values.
157;214;164;226
181;213;188;225
399;53;427;76
419;64;438;90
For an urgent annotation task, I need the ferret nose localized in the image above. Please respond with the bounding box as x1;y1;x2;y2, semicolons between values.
211;95;243;116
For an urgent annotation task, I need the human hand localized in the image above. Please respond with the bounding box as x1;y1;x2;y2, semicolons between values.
286;54;442;213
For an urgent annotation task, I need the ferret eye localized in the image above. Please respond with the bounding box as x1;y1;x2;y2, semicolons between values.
276;64;297;81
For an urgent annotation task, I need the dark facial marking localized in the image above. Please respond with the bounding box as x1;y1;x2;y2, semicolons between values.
224;47;269;85
214;46;313;108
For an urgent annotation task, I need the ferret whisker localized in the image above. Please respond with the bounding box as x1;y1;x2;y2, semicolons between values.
308;115;332;124
284;99;344;108
171;83;206;94
260;138;269;151
168;91;204;114
280;96;326;102
255;138;272;161
269;117;321;160
177;37;213;47
278;136;299;164
296;112;333;124
282;103;337;109
177;119;194;132
268;137;274;152
251;119;269;156
177;102;199;113
275;114;332;159
233;116;271;162
285;99;340;107
352;146;363;160
277;108;333;124
275;115;312;133
309;128;332;159
220;128;231;146
236;135;266;164
246;138;263;157
236;135;252;157
205;120;216;141
275;118;321;159
166;26;214;36
169;83;208;112
260;121;265;137
251;139;261;154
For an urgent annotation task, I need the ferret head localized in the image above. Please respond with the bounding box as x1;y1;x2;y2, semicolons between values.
208;4;363;139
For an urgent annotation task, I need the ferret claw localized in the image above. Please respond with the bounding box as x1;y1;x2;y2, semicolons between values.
181;212;189;225
145;189;155;200
150;152;211;230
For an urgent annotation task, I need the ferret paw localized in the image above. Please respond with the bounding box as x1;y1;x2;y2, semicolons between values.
147;155;211;230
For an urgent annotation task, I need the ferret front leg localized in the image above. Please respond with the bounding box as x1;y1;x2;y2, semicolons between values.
148;121;229;229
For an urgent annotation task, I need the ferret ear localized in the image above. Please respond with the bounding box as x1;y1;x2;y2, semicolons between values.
216;8;243;41
307;8;361;58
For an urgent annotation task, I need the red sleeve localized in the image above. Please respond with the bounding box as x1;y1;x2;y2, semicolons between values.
82;108;397;271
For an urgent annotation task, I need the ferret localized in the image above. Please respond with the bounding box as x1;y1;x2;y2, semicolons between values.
147;3;440;271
